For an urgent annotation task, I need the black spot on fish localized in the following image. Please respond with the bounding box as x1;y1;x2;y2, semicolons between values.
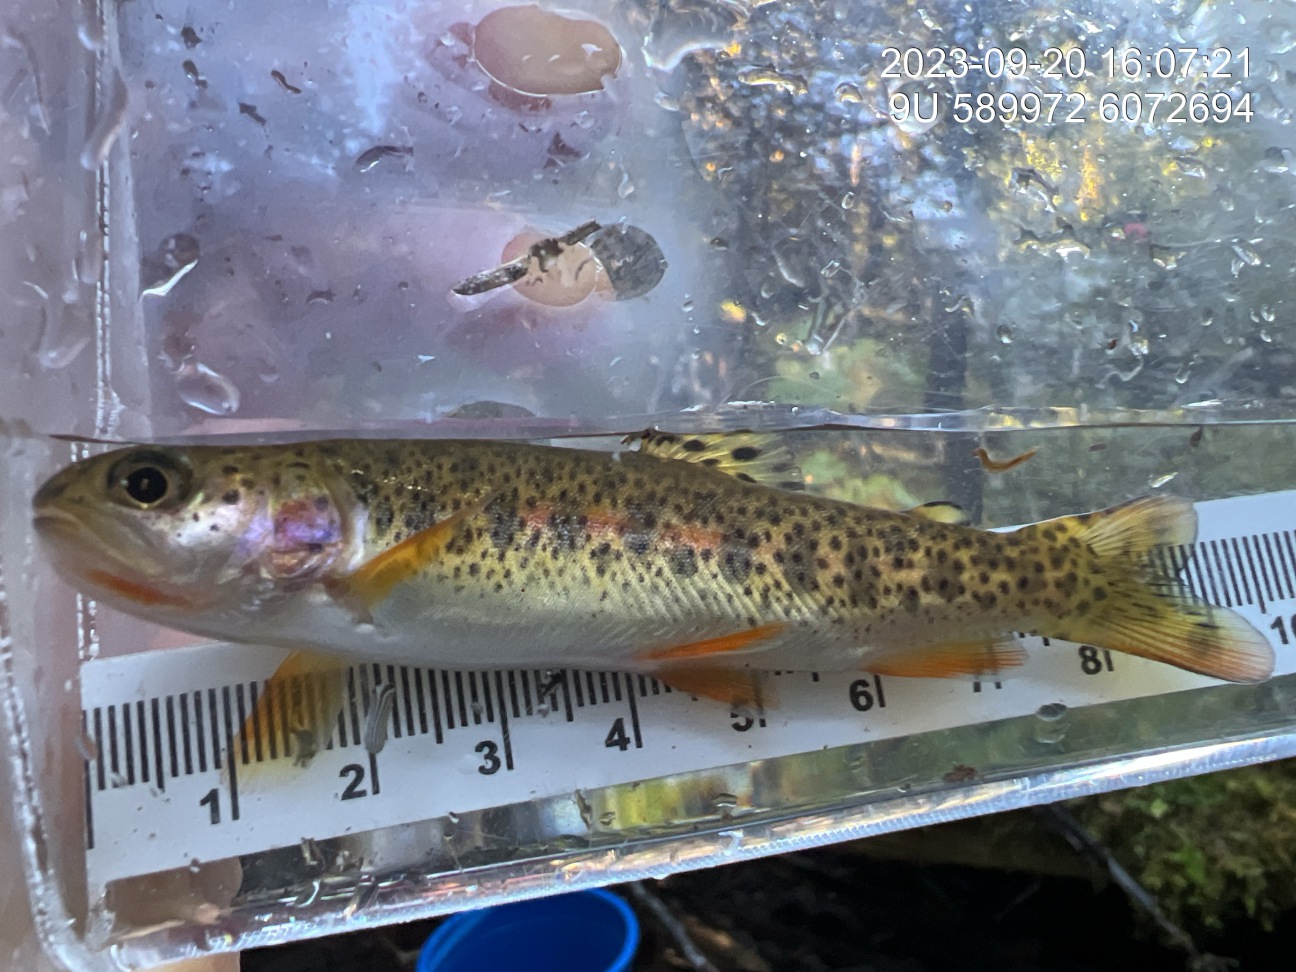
222;490;240;505
731;446;761;462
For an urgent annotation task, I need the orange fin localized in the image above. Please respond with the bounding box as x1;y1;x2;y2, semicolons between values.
330;492;494;613
655;665;772;711
865;637;1028;678
641;622;787;662
227;650;350;787
1041;495;1274;683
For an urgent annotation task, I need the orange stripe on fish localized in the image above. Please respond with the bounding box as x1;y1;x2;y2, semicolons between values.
520;504;726;553
85;569;194;609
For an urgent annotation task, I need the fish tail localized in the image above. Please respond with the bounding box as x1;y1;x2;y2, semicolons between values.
1033;496;1274;683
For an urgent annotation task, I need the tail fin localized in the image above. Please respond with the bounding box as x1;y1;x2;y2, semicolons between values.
1047;496;1274;683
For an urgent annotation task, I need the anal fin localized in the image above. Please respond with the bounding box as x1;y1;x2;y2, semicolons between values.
865;637;1027;679
654;665;772;712
229;650;351;787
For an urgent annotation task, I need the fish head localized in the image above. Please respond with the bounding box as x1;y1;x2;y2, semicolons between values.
32;445;354;623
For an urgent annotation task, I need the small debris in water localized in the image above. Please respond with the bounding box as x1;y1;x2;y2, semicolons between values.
270;70;302;94
974;446;1037;473
452;219;602;297
182;60;207;89
942;764;977;783
354;144;412;173
238;102;267;126
363;683;396;755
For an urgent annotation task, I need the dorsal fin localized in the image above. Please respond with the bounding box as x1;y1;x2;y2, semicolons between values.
629;430;804;491
908;501;970;525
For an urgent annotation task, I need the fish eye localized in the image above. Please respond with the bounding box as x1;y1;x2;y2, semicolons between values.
106;451;192;510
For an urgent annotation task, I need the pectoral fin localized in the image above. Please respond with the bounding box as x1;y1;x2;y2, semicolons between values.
640;622;787;662
865;637;1027;678
328;492;494;615
228;650;350;787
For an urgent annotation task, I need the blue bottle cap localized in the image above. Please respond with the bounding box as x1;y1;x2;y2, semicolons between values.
417;887;640;972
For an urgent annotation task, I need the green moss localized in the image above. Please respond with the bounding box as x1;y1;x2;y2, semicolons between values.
1069;760;1296;932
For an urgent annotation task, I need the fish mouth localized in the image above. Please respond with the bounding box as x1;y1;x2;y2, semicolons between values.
32;509;87;541
33;512;195;609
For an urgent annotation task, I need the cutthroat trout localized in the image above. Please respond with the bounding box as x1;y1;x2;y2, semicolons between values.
32;434;1273;730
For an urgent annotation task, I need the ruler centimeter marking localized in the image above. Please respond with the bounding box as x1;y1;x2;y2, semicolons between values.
80;491;1296;887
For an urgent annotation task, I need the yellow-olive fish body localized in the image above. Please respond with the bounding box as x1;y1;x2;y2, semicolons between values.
32;436;1273;720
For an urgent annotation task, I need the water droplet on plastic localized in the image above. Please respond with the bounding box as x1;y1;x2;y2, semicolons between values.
1200;310;1215;327
808;370;820;380
446;811;461;825
889;80;942;135
821;259;841;279
176;362;241;416
307;289;335;305
1230;242;1263;267
616;167;635;199
354;145;412;173
35;301;90;370
256;358;280;384
141;233;200;298
710;792;738;812
653;91;679;112
598;811;616;827
773;238;809;288
996;324;1014;344
1174;360;1194;384
1260;328;1274;343
835;81;863;103
1149;471;1178;489
80;69;128;170
681;296;694;312
1033;702;1068;744
804;335;824;355
840;191;856;210
736;67;808;95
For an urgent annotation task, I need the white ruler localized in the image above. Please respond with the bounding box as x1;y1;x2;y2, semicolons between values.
80;490;1296;888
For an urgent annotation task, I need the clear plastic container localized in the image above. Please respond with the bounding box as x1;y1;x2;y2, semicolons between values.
2;0;1295;968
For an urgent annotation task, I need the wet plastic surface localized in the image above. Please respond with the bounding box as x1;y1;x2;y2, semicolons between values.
2;0;1296;968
